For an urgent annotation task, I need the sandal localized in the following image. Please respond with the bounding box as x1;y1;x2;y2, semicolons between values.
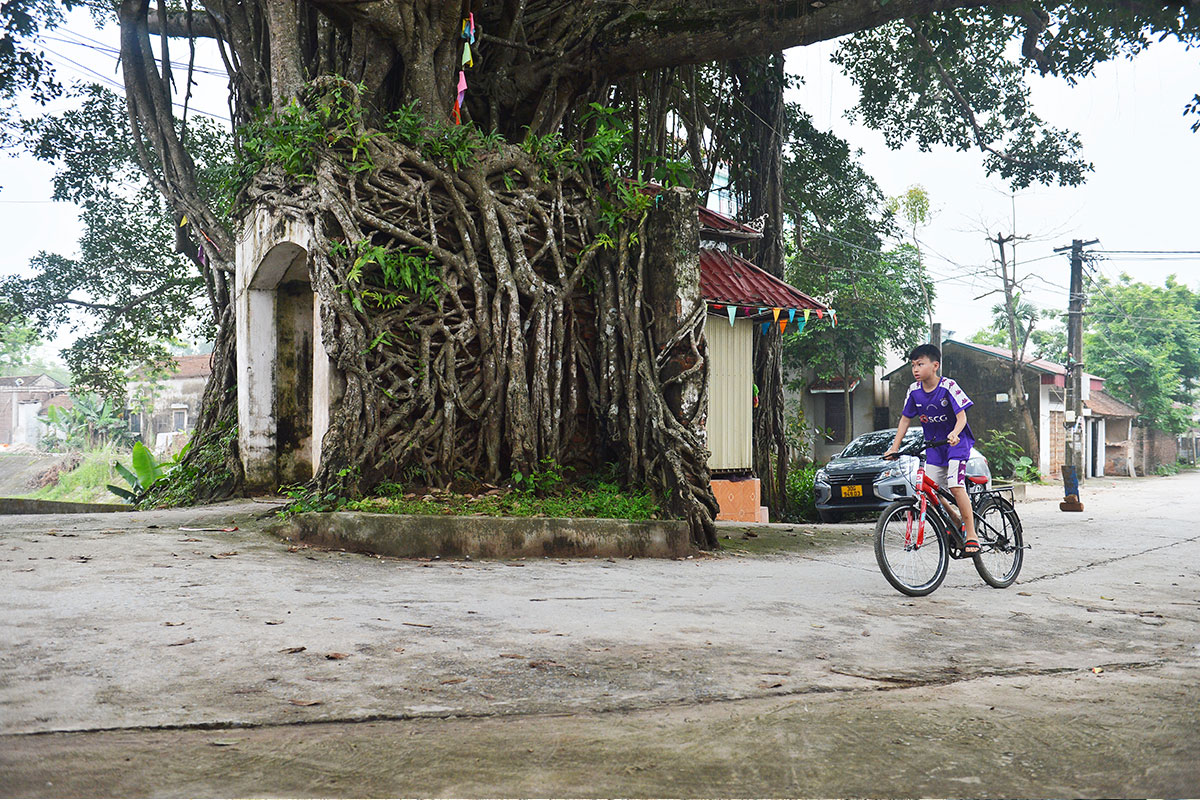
963;538;980;554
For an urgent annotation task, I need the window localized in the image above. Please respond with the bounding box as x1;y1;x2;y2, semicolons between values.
171;404;188;432
824;393;851;443
127;411;142;435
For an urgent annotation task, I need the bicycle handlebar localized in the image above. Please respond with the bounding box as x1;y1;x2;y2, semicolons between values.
882;438;950;460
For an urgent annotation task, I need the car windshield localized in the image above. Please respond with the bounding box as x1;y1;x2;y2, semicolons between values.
838;429;924;458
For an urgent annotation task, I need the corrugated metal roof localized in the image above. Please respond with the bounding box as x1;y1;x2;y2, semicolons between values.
699;206;762;239
699;247;827;311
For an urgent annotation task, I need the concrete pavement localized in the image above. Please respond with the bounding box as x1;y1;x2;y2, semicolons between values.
1;472;1198;796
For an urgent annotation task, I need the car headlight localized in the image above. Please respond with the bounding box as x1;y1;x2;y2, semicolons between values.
814;468;829;485
877;464;904;481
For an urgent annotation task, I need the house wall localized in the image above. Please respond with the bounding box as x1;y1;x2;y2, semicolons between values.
130;374;209;453
887;345;1043;462
1104;417;1133;476
706;316;753;471
0;382;67;447
803;384;874;462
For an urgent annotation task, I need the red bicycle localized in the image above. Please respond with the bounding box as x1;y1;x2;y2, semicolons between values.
874;439;1024;596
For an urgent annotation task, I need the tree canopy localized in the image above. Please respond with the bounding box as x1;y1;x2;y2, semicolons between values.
1083;273;1200;434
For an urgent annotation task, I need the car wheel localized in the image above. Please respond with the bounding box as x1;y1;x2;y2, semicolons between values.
818;509;843;523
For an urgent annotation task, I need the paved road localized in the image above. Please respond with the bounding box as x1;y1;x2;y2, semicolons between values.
1;473;1198;796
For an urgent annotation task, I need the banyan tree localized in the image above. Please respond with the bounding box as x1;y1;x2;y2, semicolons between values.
112;1;1197;547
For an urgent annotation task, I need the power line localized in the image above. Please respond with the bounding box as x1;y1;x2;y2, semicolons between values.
46;30;227;77
39;45;230;123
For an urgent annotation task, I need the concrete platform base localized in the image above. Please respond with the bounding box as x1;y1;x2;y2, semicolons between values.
711;477;768;523
269;512;693;559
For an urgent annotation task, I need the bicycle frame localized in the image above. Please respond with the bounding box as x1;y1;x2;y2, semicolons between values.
904;460;958;551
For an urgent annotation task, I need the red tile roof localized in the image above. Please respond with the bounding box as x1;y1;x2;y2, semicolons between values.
1086;390;1138;418
699;247;827;311
173;354;213;379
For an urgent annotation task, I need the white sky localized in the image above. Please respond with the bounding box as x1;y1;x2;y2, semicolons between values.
1;11;1198;365
788;37;1200;352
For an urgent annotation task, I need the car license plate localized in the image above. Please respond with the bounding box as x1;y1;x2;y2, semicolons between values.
841;485;863;498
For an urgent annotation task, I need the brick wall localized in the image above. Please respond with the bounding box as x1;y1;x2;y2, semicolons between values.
1048;410;1065;477
1137;426;1178;474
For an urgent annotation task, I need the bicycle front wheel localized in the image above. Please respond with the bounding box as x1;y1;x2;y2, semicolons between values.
874;500;949;596
972;496;1024;588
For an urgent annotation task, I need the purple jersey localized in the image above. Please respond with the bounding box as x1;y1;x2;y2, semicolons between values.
902;377;975;466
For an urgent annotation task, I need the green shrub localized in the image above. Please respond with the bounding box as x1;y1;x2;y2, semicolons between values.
784;463;818;521
977;429;1024;478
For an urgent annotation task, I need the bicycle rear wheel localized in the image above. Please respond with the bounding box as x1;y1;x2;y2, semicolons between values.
874;500;949;596
972;496;1024;588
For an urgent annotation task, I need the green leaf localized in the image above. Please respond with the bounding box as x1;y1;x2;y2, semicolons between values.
131;441;162;487
107;484;137;501
113;461;140;491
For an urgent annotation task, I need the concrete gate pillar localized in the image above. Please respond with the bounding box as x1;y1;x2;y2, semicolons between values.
235;208;334;491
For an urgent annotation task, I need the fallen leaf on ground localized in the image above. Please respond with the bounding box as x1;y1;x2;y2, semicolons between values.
265;620;284;625
280;646;306;654
402;622;433;628
179;538;201;543
499;653;525;659
210;552;238;559
811;623;825;628
289;699;322;706
440;677;467;685
1017;591;1032;596
530;629;551;634
168;637;196;647
528;660;563;669
1092;667;1104;674
763;671;791;676
393;647;405;653
325;652;350;660
757;681;784;689
180;527;239;532
163;621;185;627
210;739;241;747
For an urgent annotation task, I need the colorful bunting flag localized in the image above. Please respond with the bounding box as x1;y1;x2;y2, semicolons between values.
795;317;806;335
830;309;838;327
772;307;781;322
761;322;770;335
804;309;811;323
788;308;796;324
779;318;788;334
817;309;824;320
462;41;473;67
727;305;737;326
179;215;188;227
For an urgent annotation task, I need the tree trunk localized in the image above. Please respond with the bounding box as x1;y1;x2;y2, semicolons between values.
738;53;789;512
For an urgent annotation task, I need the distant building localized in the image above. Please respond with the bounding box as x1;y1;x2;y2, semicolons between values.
883;339;1170;479
0;374;68;448
127;354;212;454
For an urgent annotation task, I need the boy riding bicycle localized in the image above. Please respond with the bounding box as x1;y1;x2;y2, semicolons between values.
883;344;980;554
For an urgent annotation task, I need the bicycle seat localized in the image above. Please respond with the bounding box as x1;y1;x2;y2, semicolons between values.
967;475;989;485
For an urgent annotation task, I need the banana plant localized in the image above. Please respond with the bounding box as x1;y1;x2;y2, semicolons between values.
107;441;188;501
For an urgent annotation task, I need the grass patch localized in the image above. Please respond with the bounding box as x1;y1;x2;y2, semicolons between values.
286;481;659;521
23;448;125;504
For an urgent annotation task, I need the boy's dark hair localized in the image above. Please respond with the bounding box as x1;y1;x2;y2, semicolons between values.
907;343;941;363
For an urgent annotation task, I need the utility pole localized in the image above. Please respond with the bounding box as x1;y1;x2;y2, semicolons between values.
1054;237;1098;511
988;231;1037;470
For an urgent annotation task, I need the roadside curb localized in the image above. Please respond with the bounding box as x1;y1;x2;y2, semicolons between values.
269;511;694;559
